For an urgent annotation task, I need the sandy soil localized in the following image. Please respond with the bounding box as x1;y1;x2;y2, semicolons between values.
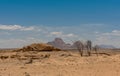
0;50;120;76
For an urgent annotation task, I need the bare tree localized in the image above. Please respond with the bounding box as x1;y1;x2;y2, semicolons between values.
86;40;92;56
73;40;94;57
73;41;84;56
93;45;99;56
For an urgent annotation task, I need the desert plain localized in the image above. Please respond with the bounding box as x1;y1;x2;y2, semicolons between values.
0;46;120;76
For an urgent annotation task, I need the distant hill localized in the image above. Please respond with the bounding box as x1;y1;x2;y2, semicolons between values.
47;38;116;49
98;45;116;49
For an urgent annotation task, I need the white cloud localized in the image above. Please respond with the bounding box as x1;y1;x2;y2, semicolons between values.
102;30;120;36
94;31;99;34
65;33;77;37
94;30;120;47
112;30;119;33
50;31;77;38
0;24;34;31
66;34;73;37
50;32;62;35
20;26;34;31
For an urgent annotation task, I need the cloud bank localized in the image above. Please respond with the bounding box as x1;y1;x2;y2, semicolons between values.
0;24;120;48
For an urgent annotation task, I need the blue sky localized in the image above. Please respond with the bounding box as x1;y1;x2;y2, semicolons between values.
0;0;120;48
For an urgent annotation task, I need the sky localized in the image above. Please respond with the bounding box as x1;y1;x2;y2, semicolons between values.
0;0;120;48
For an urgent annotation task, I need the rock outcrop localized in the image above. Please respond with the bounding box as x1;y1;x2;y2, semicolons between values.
47;38;72;49
15;43;61;52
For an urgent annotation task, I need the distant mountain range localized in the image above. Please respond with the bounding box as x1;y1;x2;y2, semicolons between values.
98;45;116;49
47;38;116;49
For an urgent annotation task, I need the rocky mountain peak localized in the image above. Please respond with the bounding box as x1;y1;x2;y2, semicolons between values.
47;38;71;49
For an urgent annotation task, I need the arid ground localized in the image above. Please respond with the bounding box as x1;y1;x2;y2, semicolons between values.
0;49;120;76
